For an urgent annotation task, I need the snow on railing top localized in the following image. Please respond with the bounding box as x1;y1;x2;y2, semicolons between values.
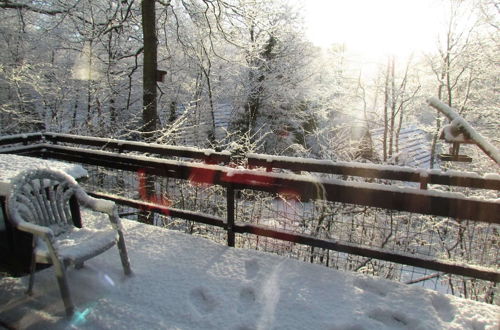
247;152;500;190
43;132;231;164
1;132;498;190
0;132;43;146
428;97;500;165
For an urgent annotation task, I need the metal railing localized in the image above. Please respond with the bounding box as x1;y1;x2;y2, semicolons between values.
1;132;499;302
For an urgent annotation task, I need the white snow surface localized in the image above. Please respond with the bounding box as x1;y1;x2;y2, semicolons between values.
0;218;498;329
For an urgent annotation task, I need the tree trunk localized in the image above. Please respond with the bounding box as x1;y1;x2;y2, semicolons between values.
142;0;158;141
382;58;390;162
139;0;158;225
389;57;396;159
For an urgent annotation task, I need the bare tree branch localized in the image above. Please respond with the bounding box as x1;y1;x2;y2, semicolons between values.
0;0;66;15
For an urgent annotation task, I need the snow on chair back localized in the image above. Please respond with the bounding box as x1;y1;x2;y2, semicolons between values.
8;169;79;233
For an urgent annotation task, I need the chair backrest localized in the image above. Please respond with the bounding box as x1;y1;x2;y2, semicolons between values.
7;169;81;233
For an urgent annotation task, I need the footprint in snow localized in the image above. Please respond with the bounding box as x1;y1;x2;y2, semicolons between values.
237;286;257;313
244;259;259;280
353;278;387;297
189;287;217;314
430;293;455;322
233;325;255;330
367;308;416;328
329;324;366;330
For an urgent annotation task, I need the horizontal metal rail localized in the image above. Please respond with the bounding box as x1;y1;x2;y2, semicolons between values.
234;223;500;282
248;153;500;190
89;192;226;228
0;133;43;146
1;133;497;190
85;193;500;282
43;132;231;164
0;144;44;155
1;134;499;284
10;144;497;224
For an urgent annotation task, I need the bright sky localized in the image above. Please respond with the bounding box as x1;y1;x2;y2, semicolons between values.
304;0;446;60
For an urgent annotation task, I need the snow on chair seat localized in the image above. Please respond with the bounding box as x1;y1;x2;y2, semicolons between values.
6;168;132;316
32;222;119;264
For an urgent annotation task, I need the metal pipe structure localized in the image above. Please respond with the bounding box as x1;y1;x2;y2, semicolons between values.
427;97;500;165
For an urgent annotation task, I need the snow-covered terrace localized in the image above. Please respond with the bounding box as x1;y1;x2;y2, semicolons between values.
1;217;499;329
0;132;499;328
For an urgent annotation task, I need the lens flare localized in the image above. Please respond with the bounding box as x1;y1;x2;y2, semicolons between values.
70;303;95;327
103;273;115;287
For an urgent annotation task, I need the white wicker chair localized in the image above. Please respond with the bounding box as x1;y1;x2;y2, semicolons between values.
6;168;132;316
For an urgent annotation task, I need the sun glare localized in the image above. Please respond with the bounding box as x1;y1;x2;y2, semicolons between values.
304;0;445;61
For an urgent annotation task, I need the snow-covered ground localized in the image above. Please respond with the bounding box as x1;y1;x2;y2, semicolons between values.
0;218;498;330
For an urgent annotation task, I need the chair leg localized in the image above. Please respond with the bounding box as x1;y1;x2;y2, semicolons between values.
53;259;74;316
116;232;132;276
26;249;37;295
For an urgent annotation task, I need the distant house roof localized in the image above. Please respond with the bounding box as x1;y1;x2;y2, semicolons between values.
175;102;235;146
369;125;432;169
213;103;233;134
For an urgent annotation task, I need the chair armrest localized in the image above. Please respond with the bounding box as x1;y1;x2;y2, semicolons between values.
74;189;125;231
16;220;54;240
75;189;116;215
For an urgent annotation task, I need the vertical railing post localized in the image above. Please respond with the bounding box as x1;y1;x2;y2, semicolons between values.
419;171;429;190
226;185;235;247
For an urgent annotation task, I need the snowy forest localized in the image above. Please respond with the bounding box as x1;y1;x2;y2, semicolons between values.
0;0;498;168
0;0;499;303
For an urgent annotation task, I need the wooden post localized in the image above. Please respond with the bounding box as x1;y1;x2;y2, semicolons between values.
419;173;428;190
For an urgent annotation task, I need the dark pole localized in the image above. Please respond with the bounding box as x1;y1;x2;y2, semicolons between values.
141;0;158;141
227;186;235;247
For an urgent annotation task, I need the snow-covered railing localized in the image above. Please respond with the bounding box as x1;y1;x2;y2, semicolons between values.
84;191;500;283
0;132;43;147
43;132;231;164
1;133;499;289
1;132;497;190
5;143;498;223
247;153;500;191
